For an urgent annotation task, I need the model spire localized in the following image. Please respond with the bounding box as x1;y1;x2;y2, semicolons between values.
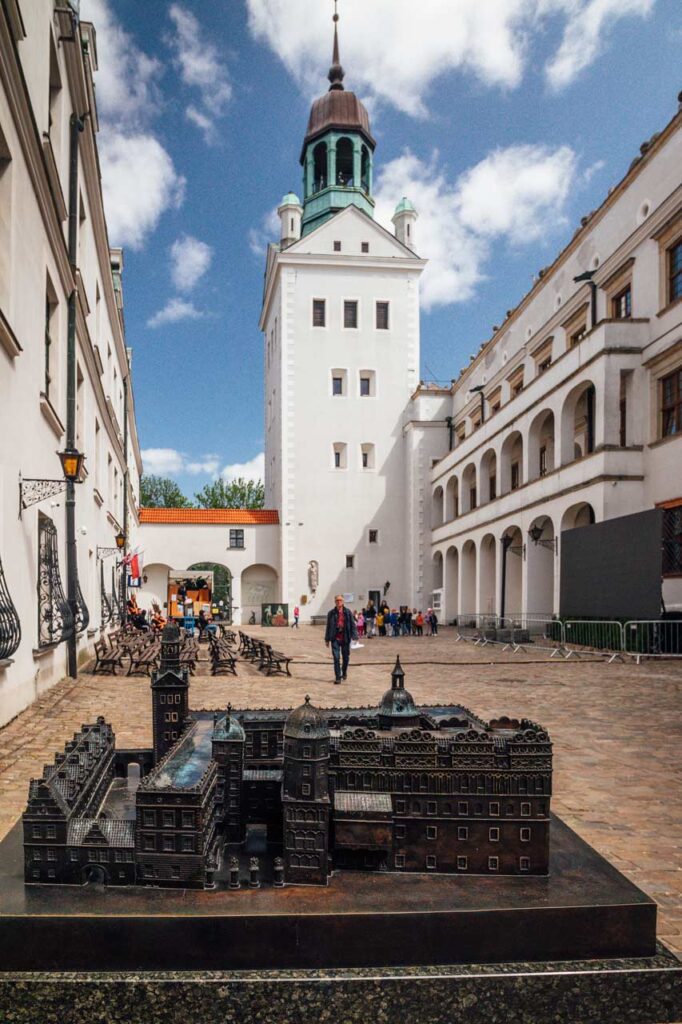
328;0;344;91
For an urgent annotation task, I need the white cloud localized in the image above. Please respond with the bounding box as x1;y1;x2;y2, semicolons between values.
545;0;655;90
147;297;204;328
221;453;265;484
80;0;186;250
167;4;232;142
246;0;656;113
373;143;578;310
248;207;281;256
99;133;185;251
142;449;220;476
170;235;213;291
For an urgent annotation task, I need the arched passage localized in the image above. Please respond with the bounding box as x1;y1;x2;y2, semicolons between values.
561;502;596;532
140;562;172;613
188;562;232;620
500;432;523;494
480;449;497;503
560;381;596;465
461;463;477;513
479;534;496;615
528;410;555;482
461;540;477;617
526;515;555;616
445;546;459;621
241;564;279;625
500;526;523;619
433;550;444;595
445;475;459;521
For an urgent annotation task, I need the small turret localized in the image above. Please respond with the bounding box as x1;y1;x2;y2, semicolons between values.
278;192;303;248
392;197;418;250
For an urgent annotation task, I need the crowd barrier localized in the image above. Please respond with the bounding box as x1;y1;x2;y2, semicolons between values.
453;614;681;661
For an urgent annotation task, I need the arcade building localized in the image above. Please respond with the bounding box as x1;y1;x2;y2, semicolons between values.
23;624;552;888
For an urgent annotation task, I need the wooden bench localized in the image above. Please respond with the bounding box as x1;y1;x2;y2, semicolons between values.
93;639;128;675
127;643;160;676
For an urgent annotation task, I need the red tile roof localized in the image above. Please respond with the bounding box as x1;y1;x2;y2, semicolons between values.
139;508;279;525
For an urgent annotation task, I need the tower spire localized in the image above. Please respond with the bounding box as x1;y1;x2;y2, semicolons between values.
328;0;344;91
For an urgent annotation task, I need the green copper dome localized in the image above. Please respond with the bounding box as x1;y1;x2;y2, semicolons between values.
280;191;301;207
394;197;416;214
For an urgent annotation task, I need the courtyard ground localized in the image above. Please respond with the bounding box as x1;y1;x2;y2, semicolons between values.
0;624;680;955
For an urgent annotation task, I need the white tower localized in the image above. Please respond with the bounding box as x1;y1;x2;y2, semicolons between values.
259;11;427;620
392;197;418;251
278;192;303;248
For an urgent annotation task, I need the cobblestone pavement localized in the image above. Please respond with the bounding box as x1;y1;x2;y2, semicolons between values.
1;625;680;954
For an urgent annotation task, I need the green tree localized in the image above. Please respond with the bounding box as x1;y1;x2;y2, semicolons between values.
193;477;265;509
139;475;192;508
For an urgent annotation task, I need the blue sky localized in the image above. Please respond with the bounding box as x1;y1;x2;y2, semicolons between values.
80;0;681;500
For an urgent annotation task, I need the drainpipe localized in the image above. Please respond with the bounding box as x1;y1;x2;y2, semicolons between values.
573;270;598;329
65;112;85;678
445;416;454;451
121;375;129;626
500;535;513;621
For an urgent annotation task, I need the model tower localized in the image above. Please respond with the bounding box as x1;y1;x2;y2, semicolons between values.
282;696;330;885
151;621;189;764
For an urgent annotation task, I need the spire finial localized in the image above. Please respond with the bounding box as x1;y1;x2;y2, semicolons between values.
391;655;405;690
328;0;344;91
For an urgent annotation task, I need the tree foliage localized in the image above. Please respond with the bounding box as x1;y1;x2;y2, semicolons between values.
193;477;265;509
139;475;192;508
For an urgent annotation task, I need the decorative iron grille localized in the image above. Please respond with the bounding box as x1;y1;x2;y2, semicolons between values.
0;553;21;660
100;562;113;627
74;575;90;635
37;512;74;647
662;507;682;576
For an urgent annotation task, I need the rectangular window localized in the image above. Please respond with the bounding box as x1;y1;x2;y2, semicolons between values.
426;825;438;840
32;826;41;838
469;486;477;510
520;827;531;842
457;826;468;840
362;451;368;468
520;856;530;871
426;854;437;869
312;299;326;327
539;446;547;477
537;355;552;374
333;443;347;469
163;811;174;827
520;802;531;816
181;812;194;828
457;855;468;870
333;240;341;252
458;801;469;815
47;848;56;861
396;799;406;813
163;836;175;852
490;802;499;817
376;301;389;330
395;824;406;839
344;300;358;329
332;376;344;396
171;865;180;879
662;507;682;576
369;529;378;543
301;783;311;796
182;835;193;852
489;827;500;842
229;529;245;549
570;325;587;347
489;475;496;500
488;856;499;871
612;284;632;319
661;369;682;436
44;288;57;400
70;849;79;861
360;376;371;397
143;810;155;827
511;462;520;491
395;853;405;868
143;836;155;851
346;554;354;569
361;242;369;253
669;240;682;303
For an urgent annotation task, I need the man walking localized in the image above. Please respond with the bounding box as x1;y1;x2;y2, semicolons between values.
325;594;358;684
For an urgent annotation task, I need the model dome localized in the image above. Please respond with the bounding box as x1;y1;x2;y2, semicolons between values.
213;705;245;742
377;657;421;728
284;695;329;740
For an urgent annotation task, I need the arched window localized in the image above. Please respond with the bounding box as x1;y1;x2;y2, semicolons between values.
313;142;327;193
361;145;370;192
336;137;354;186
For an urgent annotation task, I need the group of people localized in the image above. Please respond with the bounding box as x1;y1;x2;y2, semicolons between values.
126;594;166;632
355;602;438;638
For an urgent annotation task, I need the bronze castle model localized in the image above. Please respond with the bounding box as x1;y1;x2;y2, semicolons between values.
23;623;552;889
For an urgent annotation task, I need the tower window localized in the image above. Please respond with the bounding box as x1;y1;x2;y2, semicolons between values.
332;376;343;396
361;242;369;253
333;240;341;252
359;370;376;397
376;301;389;330
344;300;358;329
361;443;375;469
369;529;378;543
346;555;354;569
312;299;326;327
333;443;347;469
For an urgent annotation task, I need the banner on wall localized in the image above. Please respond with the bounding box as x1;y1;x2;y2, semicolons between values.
261;603;289;627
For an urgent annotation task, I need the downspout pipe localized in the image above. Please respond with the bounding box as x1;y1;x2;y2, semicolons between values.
121;375;129;626
65;112;85;678
445;416;454;451
500;534;513;621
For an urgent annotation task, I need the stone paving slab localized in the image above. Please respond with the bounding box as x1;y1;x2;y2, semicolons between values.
0;625;680;955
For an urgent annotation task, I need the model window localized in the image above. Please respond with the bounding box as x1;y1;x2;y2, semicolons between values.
426;855;437;869
661;368;682;436
302;745;311;757
426;825;438;840
344;300;358;328
312;299;326;327
395;824;406;839
395;853;405;868
182;812;194;828
520;827;531;842
301;783;311;796
489;827;500;842
70;850;79;861
361;242;369;253
332;376;343;396
32;826;41;838
488;856;499;871
376;301;389;330
457;826;468;840
229;529;244;549
396;799;406;813
457;856;468;870
32;849;41;861
333;240;341;252
143;835;155;851
520;802;531;816
144;811;155;826
369;529;378;543
490;802;499;817
163;836;175;852
612;284;632;319
346;554;354;568
182;835;193;852
458;801;468;815
163;812;174;827
669;240;682;302
520;856;530;871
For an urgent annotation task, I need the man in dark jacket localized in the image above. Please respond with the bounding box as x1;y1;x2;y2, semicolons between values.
324;594;358;683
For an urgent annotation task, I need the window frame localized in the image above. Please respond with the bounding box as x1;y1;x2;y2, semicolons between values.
660;367;682;438
229;528;245;549
343;299;359;330
375;300;390;330
312;298;326;329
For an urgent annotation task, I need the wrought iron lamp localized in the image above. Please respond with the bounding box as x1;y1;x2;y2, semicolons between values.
115;530;126;550
19;448;85;516
57;448;86;483
528;524;556;551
